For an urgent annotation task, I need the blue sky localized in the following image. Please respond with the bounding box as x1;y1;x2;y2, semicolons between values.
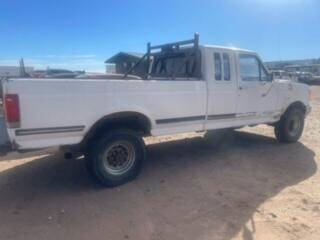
1;0;319;72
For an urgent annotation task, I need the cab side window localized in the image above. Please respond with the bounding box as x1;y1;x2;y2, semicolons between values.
214;53;222;80
239;54;270;82
223;53;231;81
239;55;260;81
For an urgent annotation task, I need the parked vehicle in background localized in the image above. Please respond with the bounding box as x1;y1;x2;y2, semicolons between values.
1;34;311;187
73;70;86;75
31;70;46;78
272;70;294;81
76;73;141;80
312;75;320;84
44;69;78;79
31;69;82;79
297;72;314;84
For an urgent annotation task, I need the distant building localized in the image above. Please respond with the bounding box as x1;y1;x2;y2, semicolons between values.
0;66;34;77
105;52;146;77
265;58;320;71
105;64;116;74
283;64;320;76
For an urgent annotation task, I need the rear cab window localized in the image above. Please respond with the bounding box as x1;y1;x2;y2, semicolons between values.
223;53;231;81
214;52;231;82
214;53;222;80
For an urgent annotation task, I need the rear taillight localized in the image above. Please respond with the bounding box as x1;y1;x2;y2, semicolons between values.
4;94;20;128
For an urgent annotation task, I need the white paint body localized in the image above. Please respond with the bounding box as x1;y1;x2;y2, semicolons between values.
2;46;311;150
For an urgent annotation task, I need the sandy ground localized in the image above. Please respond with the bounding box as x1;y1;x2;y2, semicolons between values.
0;86;320;240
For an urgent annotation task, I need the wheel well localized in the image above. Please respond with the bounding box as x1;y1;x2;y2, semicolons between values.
81;112;152;150
285;101;306;115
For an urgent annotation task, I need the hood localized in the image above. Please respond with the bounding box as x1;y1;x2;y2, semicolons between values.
274;78;308;87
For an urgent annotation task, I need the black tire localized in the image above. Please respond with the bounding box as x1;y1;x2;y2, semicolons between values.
85;129;145;187
274;108;305;143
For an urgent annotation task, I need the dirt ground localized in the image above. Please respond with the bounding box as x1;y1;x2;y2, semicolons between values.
1;86;320;240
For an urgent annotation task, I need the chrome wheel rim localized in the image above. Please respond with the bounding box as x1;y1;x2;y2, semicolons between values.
288;115;301;137
102;141;136;176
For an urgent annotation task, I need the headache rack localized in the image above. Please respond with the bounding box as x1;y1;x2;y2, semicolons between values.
123;33;200;79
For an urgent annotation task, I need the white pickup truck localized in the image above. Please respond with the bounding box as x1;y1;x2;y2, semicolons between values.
2;35;311;186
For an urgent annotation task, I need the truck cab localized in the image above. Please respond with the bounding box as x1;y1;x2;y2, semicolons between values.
203;45;278;130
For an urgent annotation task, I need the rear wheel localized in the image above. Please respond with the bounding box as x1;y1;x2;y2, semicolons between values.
85;129;145;187
274;108;305;143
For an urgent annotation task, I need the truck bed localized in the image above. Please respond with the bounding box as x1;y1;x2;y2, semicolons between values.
2;78;207;149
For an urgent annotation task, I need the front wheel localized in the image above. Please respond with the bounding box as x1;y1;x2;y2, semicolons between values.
85;129;146;187
274;108;305;143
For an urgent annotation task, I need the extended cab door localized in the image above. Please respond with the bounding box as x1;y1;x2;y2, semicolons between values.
205;48;238;129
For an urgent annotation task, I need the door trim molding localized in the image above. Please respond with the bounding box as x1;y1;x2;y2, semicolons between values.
16;125;85;136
